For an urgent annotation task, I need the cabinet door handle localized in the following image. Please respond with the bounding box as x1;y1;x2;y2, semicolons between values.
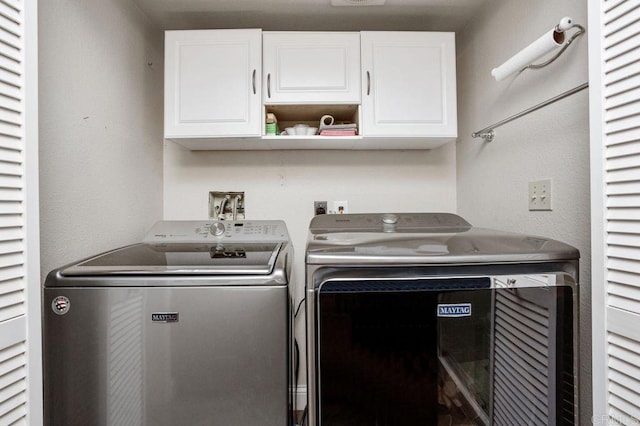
252;69;256;94
267;73;271;98
366;71;371;96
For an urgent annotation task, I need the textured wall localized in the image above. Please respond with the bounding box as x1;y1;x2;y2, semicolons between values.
164;143;458;290
455;0;591;420
163;142;458;390
38;0;164;277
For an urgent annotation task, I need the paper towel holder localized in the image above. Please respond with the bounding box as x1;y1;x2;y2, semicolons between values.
491;17;585;82
523;18;585;72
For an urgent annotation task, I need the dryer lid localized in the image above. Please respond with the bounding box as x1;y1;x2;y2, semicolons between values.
306;213;579;264
61;242;283;276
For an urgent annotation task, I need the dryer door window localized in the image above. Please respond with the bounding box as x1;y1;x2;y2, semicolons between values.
315;278;574;426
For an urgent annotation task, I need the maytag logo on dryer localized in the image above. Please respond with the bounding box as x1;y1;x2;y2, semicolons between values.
437;303;472;318
151;312;179;323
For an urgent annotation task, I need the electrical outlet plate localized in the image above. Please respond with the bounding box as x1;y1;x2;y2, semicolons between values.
314;201;327;216
209;192;245;220
528;180;552;211
330;200;348;214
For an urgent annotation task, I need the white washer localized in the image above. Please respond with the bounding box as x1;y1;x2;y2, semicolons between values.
44;220;293;426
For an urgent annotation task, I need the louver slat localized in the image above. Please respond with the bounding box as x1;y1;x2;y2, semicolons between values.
608;283;640;313
606;208;640;221
0;340;26;424
608;257;640;274
0;1;20;13
0;3;18;26
0;94;21;114
606;303;640;422
604;0;627;13
604;4;640;40
607;193;640;208
606;114;640;134
605;86;640;111
606;22;639;54
605;69;640;97
606;126;640;145
0;148;21;164
604;0;637;23
605;60;640;87
608;244;640;261
606;101;640;123
607;219;640;233
608;269;640;287
607;143;640;160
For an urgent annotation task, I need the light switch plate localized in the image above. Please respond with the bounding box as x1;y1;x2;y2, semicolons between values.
529;179;552;211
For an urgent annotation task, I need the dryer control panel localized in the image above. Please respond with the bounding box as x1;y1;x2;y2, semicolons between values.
143;220;290;243
309;213;472;234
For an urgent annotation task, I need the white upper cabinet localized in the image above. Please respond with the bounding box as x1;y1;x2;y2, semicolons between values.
164;30;459;149
360;32;457;138
164;29;262;138
263;32;361;104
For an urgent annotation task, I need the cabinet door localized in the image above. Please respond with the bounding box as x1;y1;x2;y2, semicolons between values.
165;29;262;138
263;32;361;104
361;32;457;137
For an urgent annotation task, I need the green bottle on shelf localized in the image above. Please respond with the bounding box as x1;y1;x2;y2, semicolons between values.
266;113;278;135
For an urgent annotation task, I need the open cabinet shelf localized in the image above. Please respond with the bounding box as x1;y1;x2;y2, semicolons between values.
168;103;455;150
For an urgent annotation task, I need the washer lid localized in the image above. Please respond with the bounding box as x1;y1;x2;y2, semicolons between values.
61;242;283;276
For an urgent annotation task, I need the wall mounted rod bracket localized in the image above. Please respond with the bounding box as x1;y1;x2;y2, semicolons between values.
471;130;495;142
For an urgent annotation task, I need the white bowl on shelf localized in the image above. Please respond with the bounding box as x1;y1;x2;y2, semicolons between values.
293;124;309;135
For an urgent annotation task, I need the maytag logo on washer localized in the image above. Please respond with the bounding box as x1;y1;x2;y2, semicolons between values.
52;296;70;315
151;312;179;323
437;303;472;317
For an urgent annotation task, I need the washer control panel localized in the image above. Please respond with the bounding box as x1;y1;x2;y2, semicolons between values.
143;220;289;243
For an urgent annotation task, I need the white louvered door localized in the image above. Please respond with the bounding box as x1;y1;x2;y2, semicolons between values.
590;0;640;424
0;0;40;424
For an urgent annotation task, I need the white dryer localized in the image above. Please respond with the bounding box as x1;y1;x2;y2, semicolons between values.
305;213;579;426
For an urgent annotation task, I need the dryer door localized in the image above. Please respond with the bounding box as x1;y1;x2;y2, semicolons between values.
313;277;574;426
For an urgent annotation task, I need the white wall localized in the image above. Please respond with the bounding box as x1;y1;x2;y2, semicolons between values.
163;142;458;389
455;0;591;420
39;0;164;277
164;144;457;286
